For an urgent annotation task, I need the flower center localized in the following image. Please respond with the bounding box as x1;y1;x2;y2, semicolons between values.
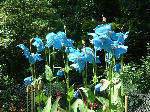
100;38;105;43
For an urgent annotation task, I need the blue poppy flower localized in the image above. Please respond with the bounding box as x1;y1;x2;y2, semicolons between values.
24;77;33;86
111;45;128;59
65;47;76;53
95;83;103;91
57;69;64;76
32;37;44;52
114;64;121;72
73;91;79;98
91;35;113;52
45;32;62;50
17;44;30;59
66;39;74;47
81;47;100;64
106;30;117;40
116;31;129;45
68;49;86;73
57;31;68;47
17;44;28;51
94;24;111;35
70;62;85;73
29;53;43;65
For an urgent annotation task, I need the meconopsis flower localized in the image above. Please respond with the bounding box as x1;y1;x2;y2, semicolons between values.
81;47;100;64
17;44;43;64
32;37;44;52
114;64;121;72
45;32;62;50
91;35;113;52
95;83;103;91
111;44;128;59
116;31;129;45
73;91;79;98
29;53;43;64
17;44;30;59
94;24;112;35
57;69;64;76
24;77;33;86
68;49;86;73
65;47;76;53
57;31;68;47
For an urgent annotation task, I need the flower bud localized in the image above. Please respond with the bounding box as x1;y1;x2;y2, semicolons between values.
82;40;85;48
30;38;34;44
64;25;66;30
26;85;29;93
38;80;42;91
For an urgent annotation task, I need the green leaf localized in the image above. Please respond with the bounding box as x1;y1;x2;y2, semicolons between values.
35;91;48;104
87;90;95;104
67;84;74;102
80;87;95;104
45;65;53;81
96;96;109;106
42;96;52;112
65;66;71;74
71;99;87;112
51;97;60;112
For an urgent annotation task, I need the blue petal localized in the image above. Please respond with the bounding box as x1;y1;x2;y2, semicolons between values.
32;37;44;52
95;83;103;91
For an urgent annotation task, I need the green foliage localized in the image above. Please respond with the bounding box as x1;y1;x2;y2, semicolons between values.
45;65;54;82
67;84;74;102
42;96;60;112
35;91;48;104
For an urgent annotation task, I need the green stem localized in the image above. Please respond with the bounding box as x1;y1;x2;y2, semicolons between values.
27;90;29;112
39;90;41;112
31;86;34;112
121;55;124;112
109;63;112;112
45;49;48;65
49;48;51;66
50;81;51;97
85;62;88;86
53;47;55;73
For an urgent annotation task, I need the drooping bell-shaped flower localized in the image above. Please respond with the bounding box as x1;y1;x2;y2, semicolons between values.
29;53;43;64
91;35;113;52
17;44;30;59
57;69;64;76
66;39;74;47
116;31;129;45
111;44;128;59
45;32;62;50
65;47;76;53
32;37;44;52
57;31;68;47
95;83;103;91
73;91;79;98
94;24;112;35
24;77;33;86
68;49;86;73
114;64;121;72
81;47;100;63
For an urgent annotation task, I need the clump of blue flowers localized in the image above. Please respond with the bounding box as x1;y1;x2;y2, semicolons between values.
88;24;129;59
45;31;74;50
17;37;44;65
